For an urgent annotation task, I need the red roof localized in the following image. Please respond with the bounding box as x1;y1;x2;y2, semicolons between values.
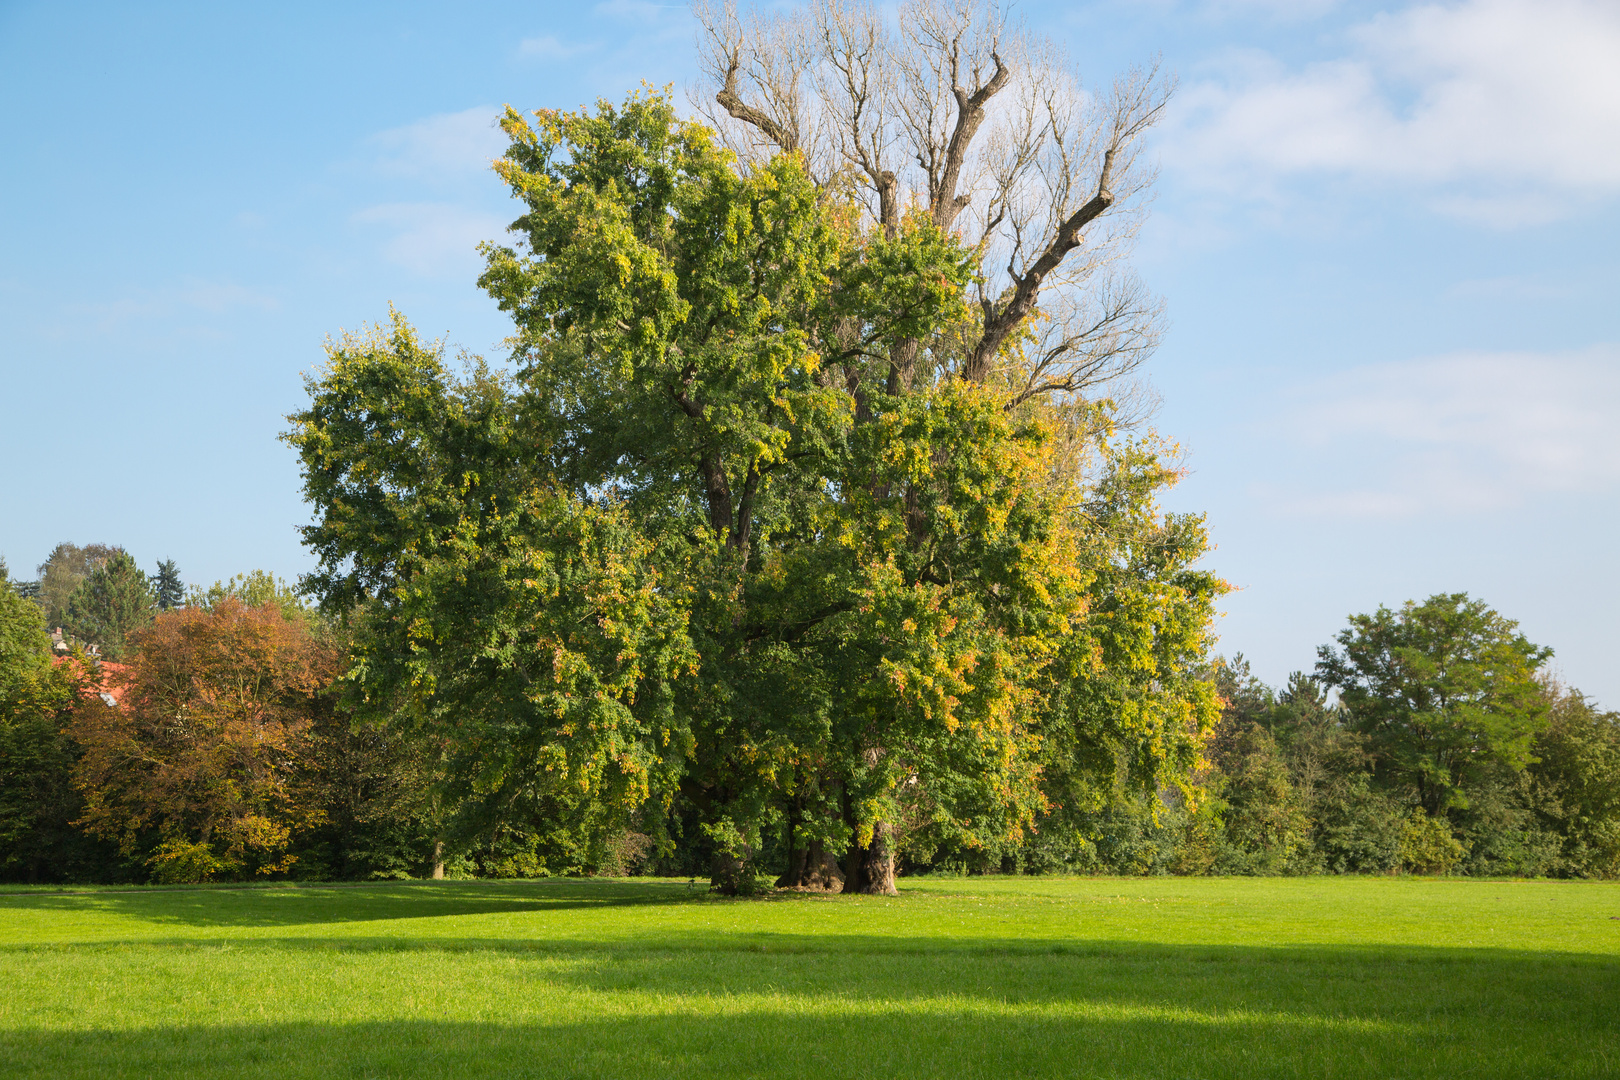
50;655;129;706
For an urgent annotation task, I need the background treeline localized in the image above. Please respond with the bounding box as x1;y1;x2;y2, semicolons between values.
938;654;1620;881
4;550;1616;883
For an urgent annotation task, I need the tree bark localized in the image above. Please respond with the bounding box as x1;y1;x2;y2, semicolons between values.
431;839;445;880
710;850;755;895
777;837;846;890
842;822;897;895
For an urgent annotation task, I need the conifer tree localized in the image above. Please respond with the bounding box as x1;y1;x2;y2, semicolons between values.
61;551;156;661
152;560;184;612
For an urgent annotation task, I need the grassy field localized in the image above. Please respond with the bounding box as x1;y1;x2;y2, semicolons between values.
1;875;1616;1078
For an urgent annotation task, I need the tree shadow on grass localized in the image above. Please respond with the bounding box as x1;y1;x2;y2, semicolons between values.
5;884;1618;1077
2;955;1616;1080
0;878;702;928
3;935;1616;1078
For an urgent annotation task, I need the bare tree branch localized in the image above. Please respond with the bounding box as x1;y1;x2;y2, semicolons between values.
690;1;1173;405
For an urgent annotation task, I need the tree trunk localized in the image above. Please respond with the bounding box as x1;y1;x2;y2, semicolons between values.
710;850;755;895
842;823;897;895
430;840;445;880
777;837;845;891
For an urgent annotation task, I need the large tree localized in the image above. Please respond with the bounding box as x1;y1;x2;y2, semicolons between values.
291;10;1218;893
1316;593;1551;820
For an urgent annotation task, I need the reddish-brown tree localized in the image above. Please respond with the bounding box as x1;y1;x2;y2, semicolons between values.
70;599;337;881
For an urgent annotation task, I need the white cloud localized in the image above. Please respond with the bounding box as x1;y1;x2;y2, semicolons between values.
366;106;508;181
69;280;279;324
353;203;506;276
1442;274;1564;302
1261;345;1620;517
1109;0;1343;20
1166;0;1620;220
519;34;590;60
1198;0;1343;19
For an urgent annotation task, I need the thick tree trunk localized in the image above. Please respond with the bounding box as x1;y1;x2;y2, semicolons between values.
431;840;445;880
776;838;845;891
710;850;754;895
842;823;897;896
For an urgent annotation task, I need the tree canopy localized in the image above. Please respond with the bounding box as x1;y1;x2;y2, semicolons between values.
71;599;338;881
287;84;1222;893
1316;593;1552;818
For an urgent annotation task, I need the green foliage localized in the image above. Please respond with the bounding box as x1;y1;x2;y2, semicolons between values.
1309;774;1404;875
286;313;694;873
35;542;119;629
0;578;118;883
1399;812;1467;875
0;667;87;882
0;566;51;698
188;569;311;625
2;556;42;603
60;550;155;660
151;559;184;611
1208;722;1312;874
293;703;442;881
285;91;1226;893
1317;593;1551;818
145;836;230;884
1529;687;1620;877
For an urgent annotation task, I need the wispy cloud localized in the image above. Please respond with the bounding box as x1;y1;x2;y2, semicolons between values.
67;280;279;325
1194;0;1344;19
365;106;508;182
1164;0;1620;223
1257;345;1620;517
518;34;592;60
352;203;506;276
1442;275;1565;302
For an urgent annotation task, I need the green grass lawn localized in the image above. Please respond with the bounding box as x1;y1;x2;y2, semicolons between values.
2;875;1616;1078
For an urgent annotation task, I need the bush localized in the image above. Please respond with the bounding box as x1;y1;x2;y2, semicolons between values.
147;837;231;884
1400;813;1466;875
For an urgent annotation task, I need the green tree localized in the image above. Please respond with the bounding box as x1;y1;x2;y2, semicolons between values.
36;542;119;629
1316;594;1551;820
0;564;115;882
290;87;1221;896
294;623;444;882
61;550;156;661
1208;720;1312;875
152;560;184;611
1265;672;1403;875
1530;685;1620;877
2;556;41;603
0;562;52;698
188;570;310;624
286;314;694;882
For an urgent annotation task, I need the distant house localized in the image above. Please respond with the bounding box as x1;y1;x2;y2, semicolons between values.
48;629;127;707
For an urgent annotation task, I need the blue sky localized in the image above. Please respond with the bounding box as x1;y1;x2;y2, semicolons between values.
2;0;1617;702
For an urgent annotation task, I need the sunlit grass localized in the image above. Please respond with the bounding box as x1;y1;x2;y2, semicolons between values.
2;876;1616;1078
